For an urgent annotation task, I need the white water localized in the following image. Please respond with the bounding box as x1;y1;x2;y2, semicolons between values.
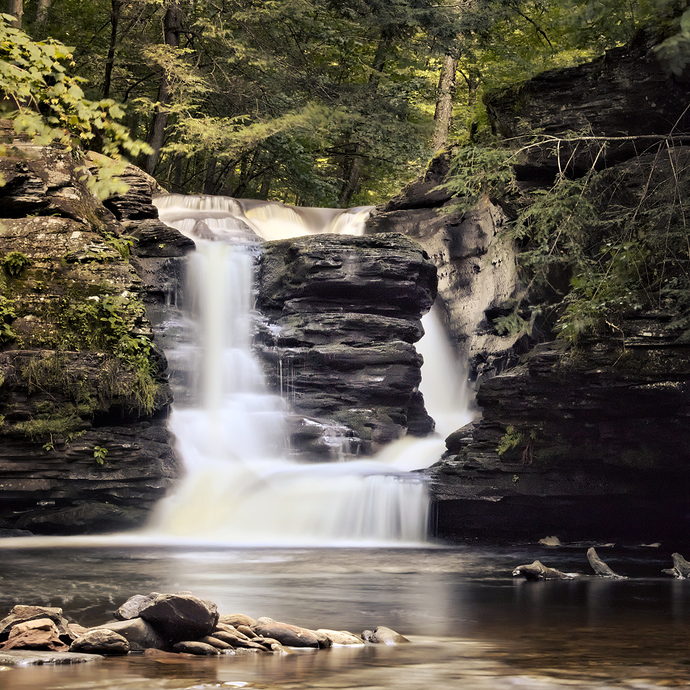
139;194;473;547
0;196;471;550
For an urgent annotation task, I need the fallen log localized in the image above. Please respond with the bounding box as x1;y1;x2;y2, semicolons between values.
662;552;690;579
586;547;626;579
512;560;577;580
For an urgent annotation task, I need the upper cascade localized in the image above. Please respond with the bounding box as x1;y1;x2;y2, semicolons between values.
154;194;374;242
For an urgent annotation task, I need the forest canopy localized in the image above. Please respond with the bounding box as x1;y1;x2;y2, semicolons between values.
1;0;688;206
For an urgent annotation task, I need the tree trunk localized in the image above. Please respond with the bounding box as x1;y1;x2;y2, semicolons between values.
103;0;123;98
8;0;22;28
35;0;51;30
338;31;393;207
431;50;459;152
142;3;183;176
203;157;216;194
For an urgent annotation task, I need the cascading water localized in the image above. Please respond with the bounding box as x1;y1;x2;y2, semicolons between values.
145;194;471;546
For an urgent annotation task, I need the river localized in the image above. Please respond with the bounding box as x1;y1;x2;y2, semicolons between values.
1;542;689;689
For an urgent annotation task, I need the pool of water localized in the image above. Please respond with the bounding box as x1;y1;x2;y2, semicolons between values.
0;543;688;689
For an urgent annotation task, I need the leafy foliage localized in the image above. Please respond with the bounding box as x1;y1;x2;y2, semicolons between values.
0;12;151;198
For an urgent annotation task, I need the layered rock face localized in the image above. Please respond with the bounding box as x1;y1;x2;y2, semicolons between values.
0;127;188;534
425;36;690;542
367;157;523;382
255;233;438;456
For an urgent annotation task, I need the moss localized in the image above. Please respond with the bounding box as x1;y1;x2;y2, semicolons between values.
12;412;87;443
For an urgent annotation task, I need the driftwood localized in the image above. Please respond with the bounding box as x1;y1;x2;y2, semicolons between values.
586;547;626;579
512;560;577;580
662;552;690;579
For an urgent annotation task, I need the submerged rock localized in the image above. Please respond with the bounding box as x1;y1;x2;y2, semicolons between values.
0;650;103;665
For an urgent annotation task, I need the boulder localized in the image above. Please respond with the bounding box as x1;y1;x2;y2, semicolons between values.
114;593;160;621
70;629;130;655
138;594;218;643
219;613;256;629
212;630;266;650
172;641;221;655
316;629;365;646
368;626;410;645
0;605;65;641
198;635;233;650
94;617;166;651
1;618;68;651
251;619;320;648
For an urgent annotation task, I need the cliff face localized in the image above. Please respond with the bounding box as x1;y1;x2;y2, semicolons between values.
367;157;523;383
417;36;690;542
255;233;437;457
0;126;190;534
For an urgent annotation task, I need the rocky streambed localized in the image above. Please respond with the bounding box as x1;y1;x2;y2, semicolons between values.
0;591;409;667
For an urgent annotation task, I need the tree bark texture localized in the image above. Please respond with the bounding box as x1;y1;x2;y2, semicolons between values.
431;50;459;152
35;0;51;26
142;3;183;176
8;0;22;28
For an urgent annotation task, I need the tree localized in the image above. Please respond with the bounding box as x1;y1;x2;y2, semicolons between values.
7;0;21;27
0;13;151;196
431;47;459;151
142;2;183;175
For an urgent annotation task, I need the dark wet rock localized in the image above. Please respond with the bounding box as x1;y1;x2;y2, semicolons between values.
138;594;219;643
484;35;690;180
100;162;165;222
429;325;690;543
0;125;183;535
1;618;68;651
172;640;221;655
94;617;166;651
369;626;410;645
256;233;437;456
0;528;32;537
0;650;103;665
115;593;160;621
251;619;320;648
70;629;130;655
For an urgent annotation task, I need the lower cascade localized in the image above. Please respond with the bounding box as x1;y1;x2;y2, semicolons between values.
146;195;471;546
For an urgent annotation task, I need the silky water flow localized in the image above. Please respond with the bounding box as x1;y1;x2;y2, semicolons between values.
145;194;473;546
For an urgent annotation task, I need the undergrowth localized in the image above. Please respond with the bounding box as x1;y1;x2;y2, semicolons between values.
444;133;690;344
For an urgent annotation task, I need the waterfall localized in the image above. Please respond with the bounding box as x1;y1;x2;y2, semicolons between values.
147;194;470;546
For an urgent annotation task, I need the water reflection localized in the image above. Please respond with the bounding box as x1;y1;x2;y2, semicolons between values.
1;545;690;689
